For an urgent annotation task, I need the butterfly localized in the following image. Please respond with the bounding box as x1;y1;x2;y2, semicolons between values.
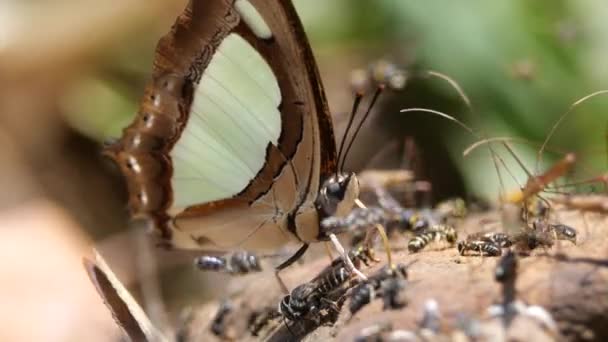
84;251;169;342
103;0;366;269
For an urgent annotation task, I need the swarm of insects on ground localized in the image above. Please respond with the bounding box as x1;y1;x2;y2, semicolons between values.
84;38;608;340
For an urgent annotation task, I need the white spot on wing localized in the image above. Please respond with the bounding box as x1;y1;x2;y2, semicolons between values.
234;0;273;39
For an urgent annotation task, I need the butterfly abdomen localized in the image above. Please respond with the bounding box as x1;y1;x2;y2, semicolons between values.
104;75;191;238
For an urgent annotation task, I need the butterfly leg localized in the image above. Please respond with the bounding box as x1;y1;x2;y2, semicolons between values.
275;243;310;294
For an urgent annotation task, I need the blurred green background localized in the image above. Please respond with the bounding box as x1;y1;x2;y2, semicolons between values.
29;0;608;208
1;0;607;340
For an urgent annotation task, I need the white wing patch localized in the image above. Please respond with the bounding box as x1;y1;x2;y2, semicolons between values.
234;0;273;39
171;34;281;209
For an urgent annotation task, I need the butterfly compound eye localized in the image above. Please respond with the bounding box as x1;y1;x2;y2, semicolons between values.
328;174;353;201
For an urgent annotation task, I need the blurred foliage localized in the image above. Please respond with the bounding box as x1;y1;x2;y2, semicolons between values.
2;2;608;338
47;0;608;199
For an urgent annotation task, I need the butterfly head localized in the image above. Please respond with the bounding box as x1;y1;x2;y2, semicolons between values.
317;172;359;219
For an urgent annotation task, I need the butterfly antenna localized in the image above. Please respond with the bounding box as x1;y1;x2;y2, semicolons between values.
341;85;385;171
337;91;364;174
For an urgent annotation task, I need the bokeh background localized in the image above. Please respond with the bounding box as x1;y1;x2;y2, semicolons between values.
1;0;607;340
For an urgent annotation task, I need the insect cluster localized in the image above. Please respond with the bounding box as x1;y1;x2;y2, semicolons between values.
194;155;588;341
84;32;607;340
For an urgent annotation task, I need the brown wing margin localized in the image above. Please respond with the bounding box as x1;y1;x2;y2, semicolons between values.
180;0;338;218
84;259;150;342
276;0;338;182
106;0;337;242
269;0;338;183
104;1;238;238
236;0;338;189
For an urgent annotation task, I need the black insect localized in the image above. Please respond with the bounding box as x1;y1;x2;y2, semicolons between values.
466;231;512;248
278;282;343;326
510;229;554;252
372;184;436;232
315;264;351;295
495;250;518;324
321;206;387;235
408;224;457;253
349;282;374;317
278;249;363;323
457;240;502;257
380;272;407;310
549;223;577;243
532;219;577;244
347;244;378;268
349;263;408;316
279;283;318;322
194;251;262;275
396;209;433;232
210;300;233;337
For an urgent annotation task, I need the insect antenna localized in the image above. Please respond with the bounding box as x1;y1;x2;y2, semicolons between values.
465;137;607;195
536;89;608;174
400;70;511;202
399;107;517;200
337;91;364;175
340;84;385;171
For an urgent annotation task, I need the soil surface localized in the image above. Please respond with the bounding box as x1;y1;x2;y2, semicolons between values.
179;209;608;342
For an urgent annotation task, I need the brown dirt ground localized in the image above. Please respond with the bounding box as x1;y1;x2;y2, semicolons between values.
179;209;608;342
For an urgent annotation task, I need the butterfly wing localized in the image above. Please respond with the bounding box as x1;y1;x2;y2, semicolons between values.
83;251;168;342
107;0;337;251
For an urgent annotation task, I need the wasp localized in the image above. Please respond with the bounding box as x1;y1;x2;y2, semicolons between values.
210;300;233;337
347;244;379;268
278;274;346;324
279;283;321;323
531;219;577;244
466;232;512;248
278;245;373;323
407;224;457;253
194;251;262;275
490;251;558;332
349;263;408;316
549;223;577;243
510;229;554;253
458;230;513;257
457;239;502;257
321;206;387;235
395;209;433;232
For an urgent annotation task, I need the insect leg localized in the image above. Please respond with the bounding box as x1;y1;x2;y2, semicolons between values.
275;243;310;294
